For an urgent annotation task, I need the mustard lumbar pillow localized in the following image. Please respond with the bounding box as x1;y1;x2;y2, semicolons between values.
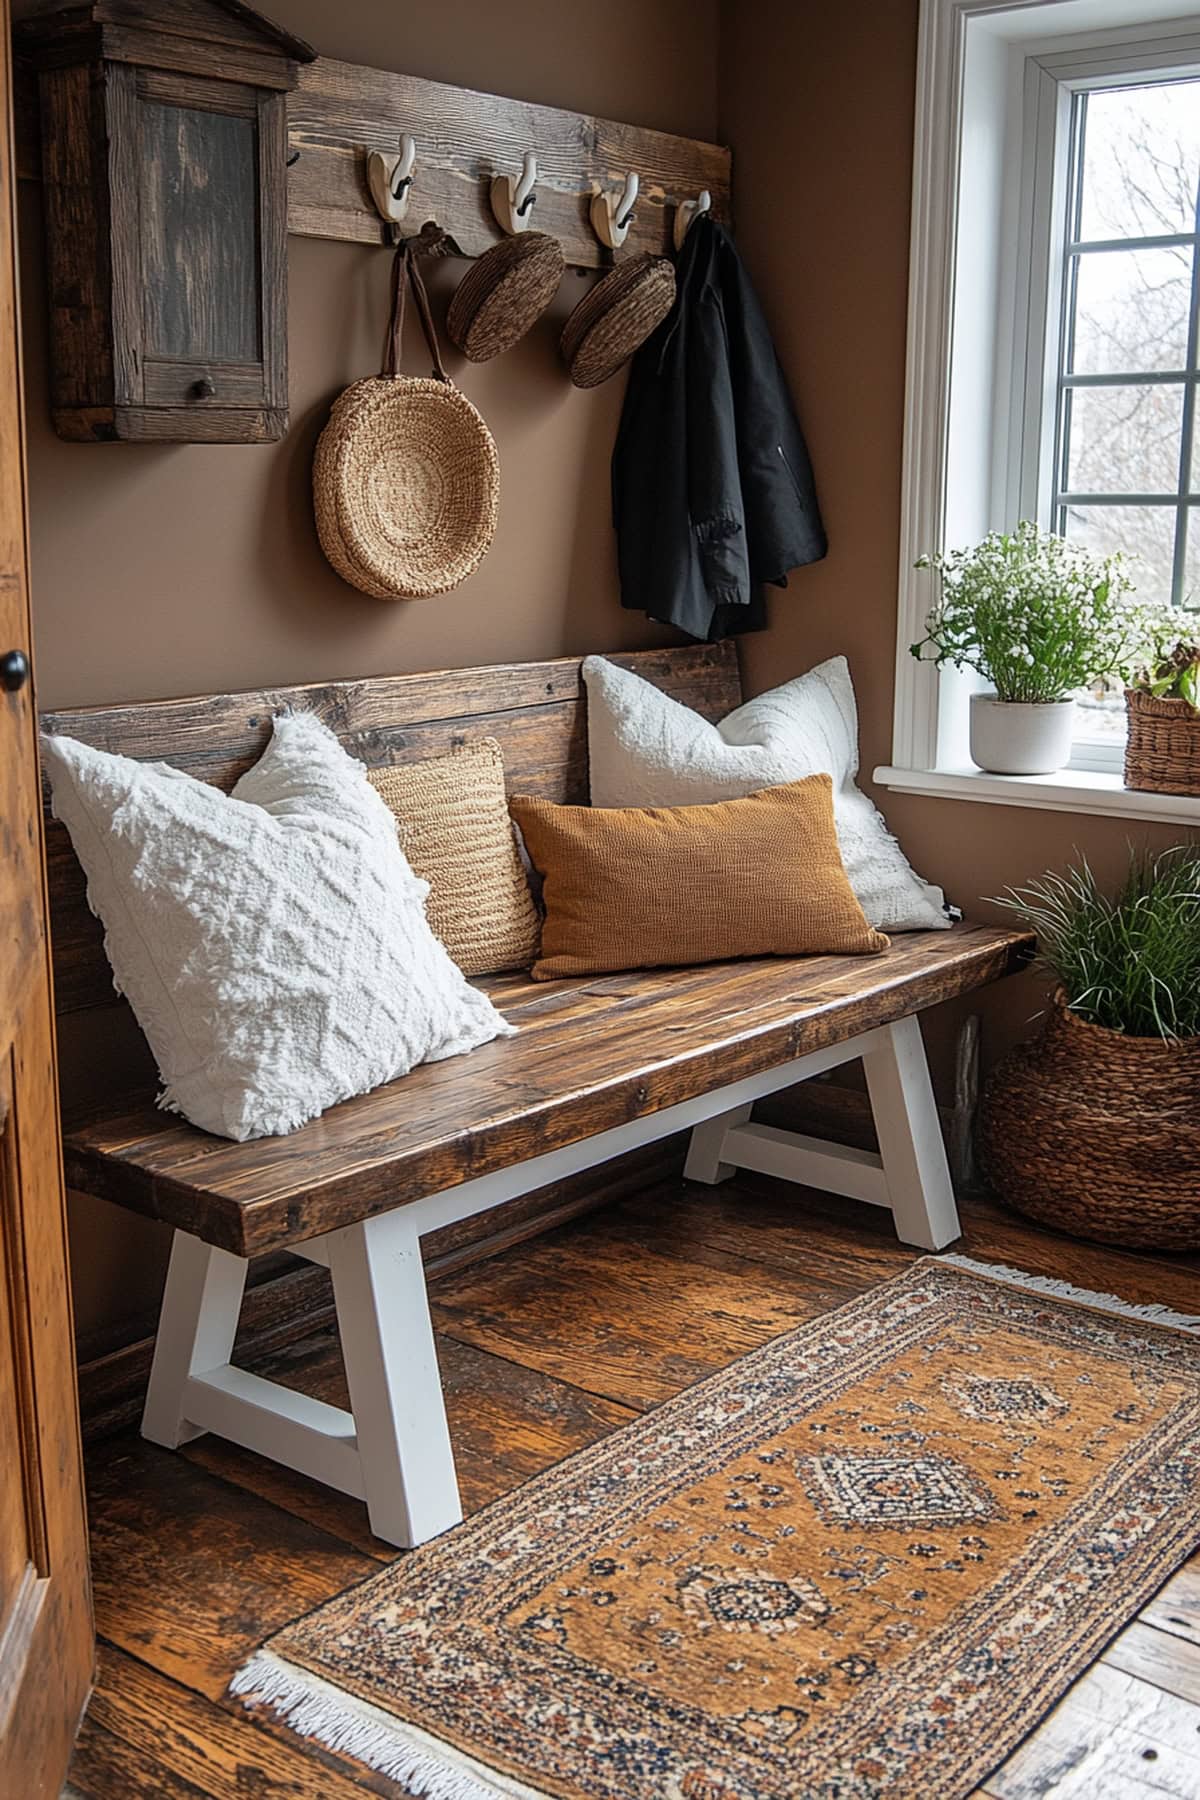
582;653;948;932
509;774;888;981
368;739;539;976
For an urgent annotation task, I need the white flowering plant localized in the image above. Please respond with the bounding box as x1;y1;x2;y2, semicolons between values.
911;521;1165;705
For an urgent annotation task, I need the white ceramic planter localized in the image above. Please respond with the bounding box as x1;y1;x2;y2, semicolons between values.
968;694;1076;775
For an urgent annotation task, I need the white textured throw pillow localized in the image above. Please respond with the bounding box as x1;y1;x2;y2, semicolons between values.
41;713;514;1141
583;655;948;932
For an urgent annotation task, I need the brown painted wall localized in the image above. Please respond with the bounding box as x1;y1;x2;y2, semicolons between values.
719;0;1183;1074
20;0;717;1342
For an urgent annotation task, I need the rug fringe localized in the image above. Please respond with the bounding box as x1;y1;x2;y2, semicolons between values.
939;1253;1200;1333
229;1650;548;1800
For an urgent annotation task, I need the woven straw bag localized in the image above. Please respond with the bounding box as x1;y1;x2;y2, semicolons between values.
314;243;499;599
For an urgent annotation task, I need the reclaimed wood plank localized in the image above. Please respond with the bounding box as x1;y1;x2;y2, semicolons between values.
1104;1620;1200;1706
74;1642;397;1800
286;56;731;266
429;1221;859;1409
984;1663;1200;1799
60;925;1033;1257
86;1438;374;1698
42;641;741;1016
1142;1559;1200;1649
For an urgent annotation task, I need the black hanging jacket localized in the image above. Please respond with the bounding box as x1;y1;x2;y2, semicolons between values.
612;217;826;641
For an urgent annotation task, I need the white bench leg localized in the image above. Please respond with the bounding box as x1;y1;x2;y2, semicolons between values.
862;1016;960;1251
327;1209;462;1549
684;1103;753;1183
682;1018;961;1251
142;1230;248;1447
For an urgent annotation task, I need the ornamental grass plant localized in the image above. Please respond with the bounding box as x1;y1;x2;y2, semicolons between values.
992;846;1200;1041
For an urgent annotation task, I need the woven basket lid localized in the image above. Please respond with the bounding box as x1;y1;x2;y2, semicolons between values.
447;232;565;362
560;254;676;389
313;245;499;600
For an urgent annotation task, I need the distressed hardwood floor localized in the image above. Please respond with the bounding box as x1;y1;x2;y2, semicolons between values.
66;1173;1200;1799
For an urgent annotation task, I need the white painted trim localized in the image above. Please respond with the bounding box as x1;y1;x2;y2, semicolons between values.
875;759;1200;821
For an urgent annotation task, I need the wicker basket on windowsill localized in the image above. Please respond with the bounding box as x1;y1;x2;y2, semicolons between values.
1124;687;1200;796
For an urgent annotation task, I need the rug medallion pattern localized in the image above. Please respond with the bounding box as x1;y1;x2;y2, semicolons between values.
244;1262;1200;1799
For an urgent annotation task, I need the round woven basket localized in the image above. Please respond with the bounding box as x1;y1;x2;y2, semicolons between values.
447;231;565;362
978;991;1200;1249
560;253;676;388
1124;687;1200;796
313;243;499;599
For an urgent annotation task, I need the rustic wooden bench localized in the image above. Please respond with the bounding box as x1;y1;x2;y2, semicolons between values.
43;642;1033;1548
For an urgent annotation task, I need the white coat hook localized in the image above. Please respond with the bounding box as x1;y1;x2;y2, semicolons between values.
673;187;711;253
491;150;539;235
590;170;639;251
367;132;417;226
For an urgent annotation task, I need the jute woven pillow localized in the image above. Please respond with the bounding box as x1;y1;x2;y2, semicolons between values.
369;739;540;976
510;774;888;980
314;243;499;599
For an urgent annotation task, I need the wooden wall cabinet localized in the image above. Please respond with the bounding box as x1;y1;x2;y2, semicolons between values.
16;0;314;442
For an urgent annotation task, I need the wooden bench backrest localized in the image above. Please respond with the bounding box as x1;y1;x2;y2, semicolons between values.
40;642;743;1019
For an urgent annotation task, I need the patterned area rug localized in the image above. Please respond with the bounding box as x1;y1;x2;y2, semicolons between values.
231;1258;1200;1800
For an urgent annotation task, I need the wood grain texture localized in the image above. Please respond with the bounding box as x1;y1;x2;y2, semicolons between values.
287;55;731;266
0;6;94;1790
68;1180;1200;1800
60;924;1032;1257
16;0;297;442
76;1134;681;1443
42;641;740;1014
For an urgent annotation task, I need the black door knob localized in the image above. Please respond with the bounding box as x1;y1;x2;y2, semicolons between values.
1;649;28;693
190;376;216;400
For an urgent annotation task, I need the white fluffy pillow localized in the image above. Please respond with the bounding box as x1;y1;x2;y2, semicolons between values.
583;655;947;932
41;712;514;1141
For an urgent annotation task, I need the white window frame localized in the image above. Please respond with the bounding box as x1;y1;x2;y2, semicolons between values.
877;0;1200;825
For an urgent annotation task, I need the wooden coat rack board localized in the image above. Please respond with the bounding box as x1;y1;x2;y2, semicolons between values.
287;61;730;266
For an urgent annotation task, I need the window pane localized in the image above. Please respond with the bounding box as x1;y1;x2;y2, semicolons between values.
1061;502;1178;607
1064;383;1185;494
1078;80;1200;242
1069;246;1193;374
1186;509;1200;613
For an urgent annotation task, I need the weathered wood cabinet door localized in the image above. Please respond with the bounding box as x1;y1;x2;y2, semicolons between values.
0;1;93;1790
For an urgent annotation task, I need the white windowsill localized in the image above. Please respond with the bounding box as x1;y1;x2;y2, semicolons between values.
873;763;1200;826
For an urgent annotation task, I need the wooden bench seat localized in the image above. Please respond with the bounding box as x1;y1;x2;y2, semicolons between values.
62;927;1028;1259
43;643;1033;1548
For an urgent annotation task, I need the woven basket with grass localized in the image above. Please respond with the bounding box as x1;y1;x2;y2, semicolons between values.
979;992;1200;1249
1124;687;1200;796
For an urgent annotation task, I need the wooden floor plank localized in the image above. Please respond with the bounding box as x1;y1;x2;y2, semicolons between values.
1104;1619;1200;1705
79;1642;404;1799
430;1226;843;1408
86;1439;375;1699
983;1663;1200;1799
1141;1557;1200;1649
